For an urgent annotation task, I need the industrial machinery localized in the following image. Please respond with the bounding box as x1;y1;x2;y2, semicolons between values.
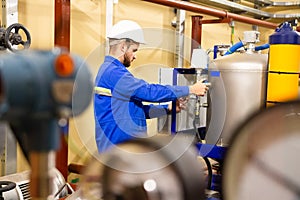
157;29;272;198
0;48;93;199
78;135;206;200
205;30;268;146
266;22;300;106
202;30;269;195
222;100;300;200
199;23;299;198
159;30;268;146
0;169;68;200
0;23;31;52
158;48;209;137
0;23;31;178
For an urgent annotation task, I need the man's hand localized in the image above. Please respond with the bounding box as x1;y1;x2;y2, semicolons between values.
168;97;189;113
189;81;209;96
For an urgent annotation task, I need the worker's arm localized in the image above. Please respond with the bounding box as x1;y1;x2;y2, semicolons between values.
109;69;189;102
107;66;207;102
143;98;188;119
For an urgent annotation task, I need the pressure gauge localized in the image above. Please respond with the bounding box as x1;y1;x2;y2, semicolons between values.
222;101;300;200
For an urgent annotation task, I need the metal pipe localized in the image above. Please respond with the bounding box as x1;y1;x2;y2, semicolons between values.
191;16;203;50
55;0;70;50
143;0;278;29
30;151;56;200
175;9;186;68
54;0;70;181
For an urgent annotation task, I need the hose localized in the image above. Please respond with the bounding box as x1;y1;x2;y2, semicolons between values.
192;109;213;190
193;117;202;142
224;41;269;55
203;157;213;190
223;41;244;55
255;43;270;51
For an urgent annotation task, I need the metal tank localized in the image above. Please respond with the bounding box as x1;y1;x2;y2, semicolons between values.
205;50;268;145
266;22;300;106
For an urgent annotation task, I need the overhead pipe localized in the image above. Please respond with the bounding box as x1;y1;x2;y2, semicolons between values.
143;0;278;29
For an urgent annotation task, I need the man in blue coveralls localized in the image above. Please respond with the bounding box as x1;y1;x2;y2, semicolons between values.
94;20;208;153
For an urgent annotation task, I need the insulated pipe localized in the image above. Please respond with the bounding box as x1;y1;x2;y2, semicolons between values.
143;0;278;29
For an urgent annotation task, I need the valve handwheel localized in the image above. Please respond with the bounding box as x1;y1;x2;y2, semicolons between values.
4;23;31;52
0;181;16;200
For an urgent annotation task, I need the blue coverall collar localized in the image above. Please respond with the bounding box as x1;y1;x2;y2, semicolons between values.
105;55;124;67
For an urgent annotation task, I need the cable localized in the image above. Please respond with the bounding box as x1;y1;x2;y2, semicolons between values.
203;157;213;190
193;117;202;142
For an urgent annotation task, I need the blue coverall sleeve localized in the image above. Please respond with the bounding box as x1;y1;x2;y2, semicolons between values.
112;68;189;102
143;104;169;119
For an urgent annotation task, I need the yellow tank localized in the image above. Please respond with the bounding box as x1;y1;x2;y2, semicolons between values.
267;22;300;106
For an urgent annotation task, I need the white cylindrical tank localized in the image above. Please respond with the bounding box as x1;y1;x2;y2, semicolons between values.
205;52;268;145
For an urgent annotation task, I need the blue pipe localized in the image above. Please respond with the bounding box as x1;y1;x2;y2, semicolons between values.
255;43;270;51
224;41;244;55
224;42;270;55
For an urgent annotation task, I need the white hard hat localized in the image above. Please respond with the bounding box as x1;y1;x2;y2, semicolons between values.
107;20;146;44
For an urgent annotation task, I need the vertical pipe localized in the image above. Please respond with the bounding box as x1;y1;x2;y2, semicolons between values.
191;16;203;51
175;9;185;68
229;21;235;45
55;0;70;50
106;0;114;55
30;151;56;199
54;0;70;181
2;0;19;28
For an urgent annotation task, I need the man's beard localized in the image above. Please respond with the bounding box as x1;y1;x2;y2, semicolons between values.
123;53;131;68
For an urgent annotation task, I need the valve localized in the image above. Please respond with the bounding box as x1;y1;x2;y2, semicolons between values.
0;23;31;52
